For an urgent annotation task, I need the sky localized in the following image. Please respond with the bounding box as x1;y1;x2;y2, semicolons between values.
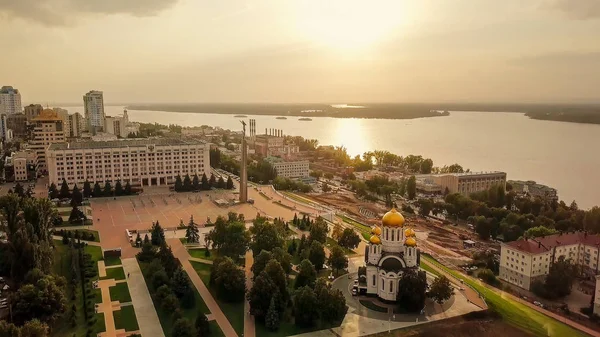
1;0;599;104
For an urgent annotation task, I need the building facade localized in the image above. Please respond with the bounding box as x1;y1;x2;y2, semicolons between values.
83;90;105;132
68;112;84;137
0;86;22;115
499;232;600;290
13;150;36;181
433;171;506;195
105;110;129;138
363;208;420;301
266;157;309;179
508;180;558;202
24;104;43;121
31;109;66;174
6;113;28;139
46;138;210;188
595;276;600;315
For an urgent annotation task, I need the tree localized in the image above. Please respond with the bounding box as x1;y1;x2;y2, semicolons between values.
70;184;82;207
252;250;274;280
328;245;348;274
0;320;21;336
293;286;319;327
265;296;280;331
419;158;433;174
195;312;210;337
208;219;250;259
183;174;193;191
83;180;92;198
477;268;498;286
137;242;156;262
416;198;433;217
331;222;343;240
248;271;279;322
543;256;577;299
407;175;417;200
217;176;226;189
428;275;454;304
12;272;67;325
48;183;59;199
172;267;195;308
185;216;200;243
174;175;183;192
192;174;200;191
250;220;284;257
150;221;166;246
20;319;49;337
124;181;132;195
338;228;360;250
114;180;124;196
201;173;209;190
103;181;112;196
523;226;558;239
68;206;84;223
396;269;427;312
152;269;170;289
264;259;288;301
209;174;216;188
172;318;195;337
314;278;347;323
212;257;246;302
93;182;102;197
308;217;328;244
226;176;234;189
308;241;326;270
59;179;70;199
295;259;317;289
157;242;179;277
271;247;293;274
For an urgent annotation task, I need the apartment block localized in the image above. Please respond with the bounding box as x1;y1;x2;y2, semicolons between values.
0;86;22;115
266;157;309;179
31;109;66;174
433;171;506;195
499;232;600;290
83;90;105;132
46;138;210;188
24;104;43;121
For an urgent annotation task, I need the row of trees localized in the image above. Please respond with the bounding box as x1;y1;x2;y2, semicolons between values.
173;173;234;192
0;194;67;336
49;179;135;201
272;177;312;193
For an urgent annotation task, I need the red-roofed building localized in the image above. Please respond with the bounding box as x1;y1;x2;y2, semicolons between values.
500;232;600;290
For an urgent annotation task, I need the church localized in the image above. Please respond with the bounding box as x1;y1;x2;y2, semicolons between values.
364;208;420;301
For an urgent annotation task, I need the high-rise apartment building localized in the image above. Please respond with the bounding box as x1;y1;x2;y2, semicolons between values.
6;113;28;139
24;104;43;121
0;86;22;115
83;90;105;132
31;109;66;174
68;112;84;137
46;138;210;188
54;108;71;138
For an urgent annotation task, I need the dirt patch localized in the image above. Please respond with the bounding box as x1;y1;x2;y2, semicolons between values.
367;314;534;337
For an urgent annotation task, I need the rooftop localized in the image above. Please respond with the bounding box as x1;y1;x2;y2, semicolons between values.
434;171;506;177
504;232;600;254
48;138;205;151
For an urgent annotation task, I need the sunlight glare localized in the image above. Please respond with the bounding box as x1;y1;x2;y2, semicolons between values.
295;0;410;52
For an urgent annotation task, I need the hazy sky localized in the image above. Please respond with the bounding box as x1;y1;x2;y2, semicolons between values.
1;0;599;104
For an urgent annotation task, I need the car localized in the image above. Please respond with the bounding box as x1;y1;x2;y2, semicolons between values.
328;274;334;281
353;279;358;285
351;288;358;296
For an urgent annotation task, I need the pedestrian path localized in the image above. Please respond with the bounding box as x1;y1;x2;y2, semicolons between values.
122;258;166;337
188;256;214;264
169;239;238;337
51;235;102;246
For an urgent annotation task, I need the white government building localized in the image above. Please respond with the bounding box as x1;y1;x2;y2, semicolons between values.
363;208;420;301
46;138;210;188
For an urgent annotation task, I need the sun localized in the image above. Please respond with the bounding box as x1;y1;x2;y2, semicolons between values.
294;0;411;53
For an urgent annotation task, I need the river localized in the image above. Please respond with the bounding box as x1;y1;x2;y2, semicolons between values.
63;106;600;209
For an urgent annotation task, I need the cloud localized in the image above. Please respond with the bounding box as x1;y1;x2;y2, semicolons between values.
0;0;179;26
545;0;600;19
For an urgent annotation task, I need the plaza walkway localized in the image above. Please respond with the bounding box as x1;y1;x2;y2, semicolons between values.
122;258;165;337
169;239;238;337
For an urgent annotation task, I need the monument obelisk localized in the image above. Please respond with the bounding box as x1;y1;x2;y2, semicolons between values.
239;120;248;202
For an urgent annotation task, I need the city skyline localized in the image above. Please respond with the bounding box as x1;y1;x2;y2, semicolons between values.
1;0;599;104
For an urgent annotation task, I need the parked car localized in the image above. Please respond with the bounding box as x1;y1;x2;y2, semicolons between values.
352;288;358;296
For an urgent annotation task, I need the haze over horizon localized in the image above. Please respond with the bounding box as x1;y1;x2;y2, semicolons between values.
2;0;599;104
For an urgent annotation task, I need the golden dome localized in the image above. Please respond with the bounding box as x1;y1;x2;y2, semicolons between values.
404;228;416;237
405;237;417;247
370;235;381;245
33;109;61;121
382;208;405;227
371;226;382;235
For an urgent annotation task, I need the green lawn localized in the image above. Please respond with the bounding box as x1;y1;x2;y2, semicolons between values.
190;261;245;336
255;314;342;337
93;313;106;335
326;237;356;256
419;260;441;277
422;255;588;337
109;282;132;303
208;321;226;337
102;266;126;280
339;215;372;240
359;300;389;313
138;261;209;337
104;255;122;267
188;248;218;261
282;191;316;205
114;305;140;331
